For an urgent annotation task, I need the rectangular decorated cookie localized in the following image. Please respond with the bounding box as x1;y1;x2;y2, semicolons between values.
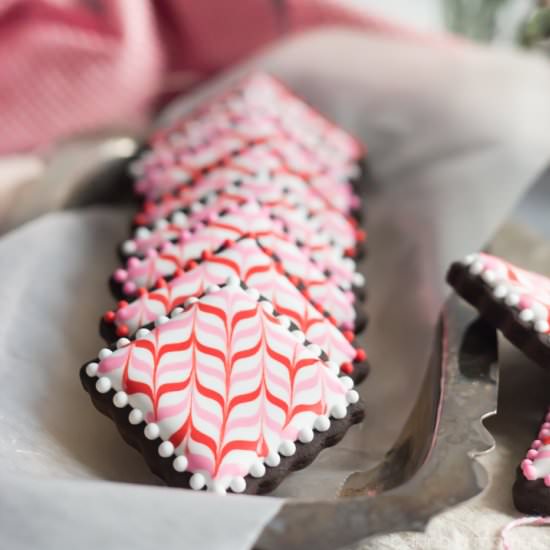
81;280;364;495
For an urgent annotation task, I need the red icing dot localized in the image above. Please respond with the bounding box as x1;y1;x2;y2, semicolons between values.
355;348;366;362
157;278;167;288
543;436;550;446
174;267;183;277
103;311;115;323
134;214;146;225
356;229;366;242
116;325;129;337
341;362;353;374
223;239;235;249
275;263;285;274
302;290;311;300
343;330;354;342
117;300;128;309
138;287;147;297
314;303;324;313
201;250;213;261
262;247;273;257
186;260;198;271
344;247;356;257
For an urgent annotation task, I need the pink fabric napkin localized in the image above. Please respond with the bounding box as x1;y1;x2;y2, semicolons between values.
0;0;452;154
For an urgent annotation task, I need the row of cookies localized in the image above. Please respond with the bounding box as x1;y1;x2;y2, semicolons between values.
80;73;369;495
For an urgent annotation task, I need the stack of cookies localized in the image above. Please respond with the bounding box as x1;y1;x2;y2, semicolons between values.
81;74;369;495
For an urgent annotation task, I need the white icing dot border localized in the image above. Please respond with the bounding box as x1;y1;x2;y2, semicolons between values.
462;253;550;335
84;279;360;494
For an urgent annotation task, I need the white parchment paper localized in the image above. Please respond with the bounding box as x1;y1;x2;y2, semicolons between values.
1;29;550;549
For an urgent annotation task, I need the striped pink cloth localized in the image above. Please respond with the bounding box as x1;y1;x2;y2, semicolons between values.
0;0;448;154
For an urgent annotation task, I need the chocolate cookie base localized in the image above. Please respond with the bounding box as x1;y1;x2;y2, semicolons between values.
513;469;550;515
447;262;550;368
80;365;364;495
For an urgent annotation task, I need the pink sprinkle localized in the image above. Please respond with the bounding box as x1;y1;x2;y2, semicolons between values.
128;257;140;269
527;449;539;459
533;439;542;449
161;242;172;253
123;282;137;295
146;249;158;259
541;429;550;438
522;462;537;481
519;296;533;309
113;269;127;283
182;230;192;240
117;308;131;321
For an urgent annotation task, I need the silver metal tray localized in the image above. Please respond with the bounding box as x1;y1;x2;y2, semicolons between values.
255;294;499;549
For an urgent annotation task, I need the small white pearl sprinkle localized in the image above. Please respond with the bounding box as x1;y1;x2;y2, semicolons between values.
531;302;548;320
206;284;221;294
85;362;98;377
128;409;143;425
493;284;508;299
212;480;227;495
144;423;160;440
463;254;477;265
519;308;535;323
481;269;496;286
278;315;291;329
346;390;360;404
352;272;365;287
265;452;281;467
172;455;188;472
95;377;111;394
292;330;306;344
136;328;150;339
314;416;331;432
155;315;170;326
469;261;484;275
122;241;137;255
116;338;130;349
326;361;340;375
278;440;296;457
189;473;206;491
249;462;266;478
340;376;354;390
185;297;199;308
505;293;520;306
230;477;246;493
171;212;187;226
98;348;113;360
158;441;175;458
535;320;550;333
343;258;356;272
340;281;351;291
298;427;314;443
135;227;151;240
171;307;184;318
225;275;241;287
306;343;322;357
191;202;203;213
113;391;128;408
261;301;274;315
331;403;347;419
155;219;168;230
246;288;260;301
